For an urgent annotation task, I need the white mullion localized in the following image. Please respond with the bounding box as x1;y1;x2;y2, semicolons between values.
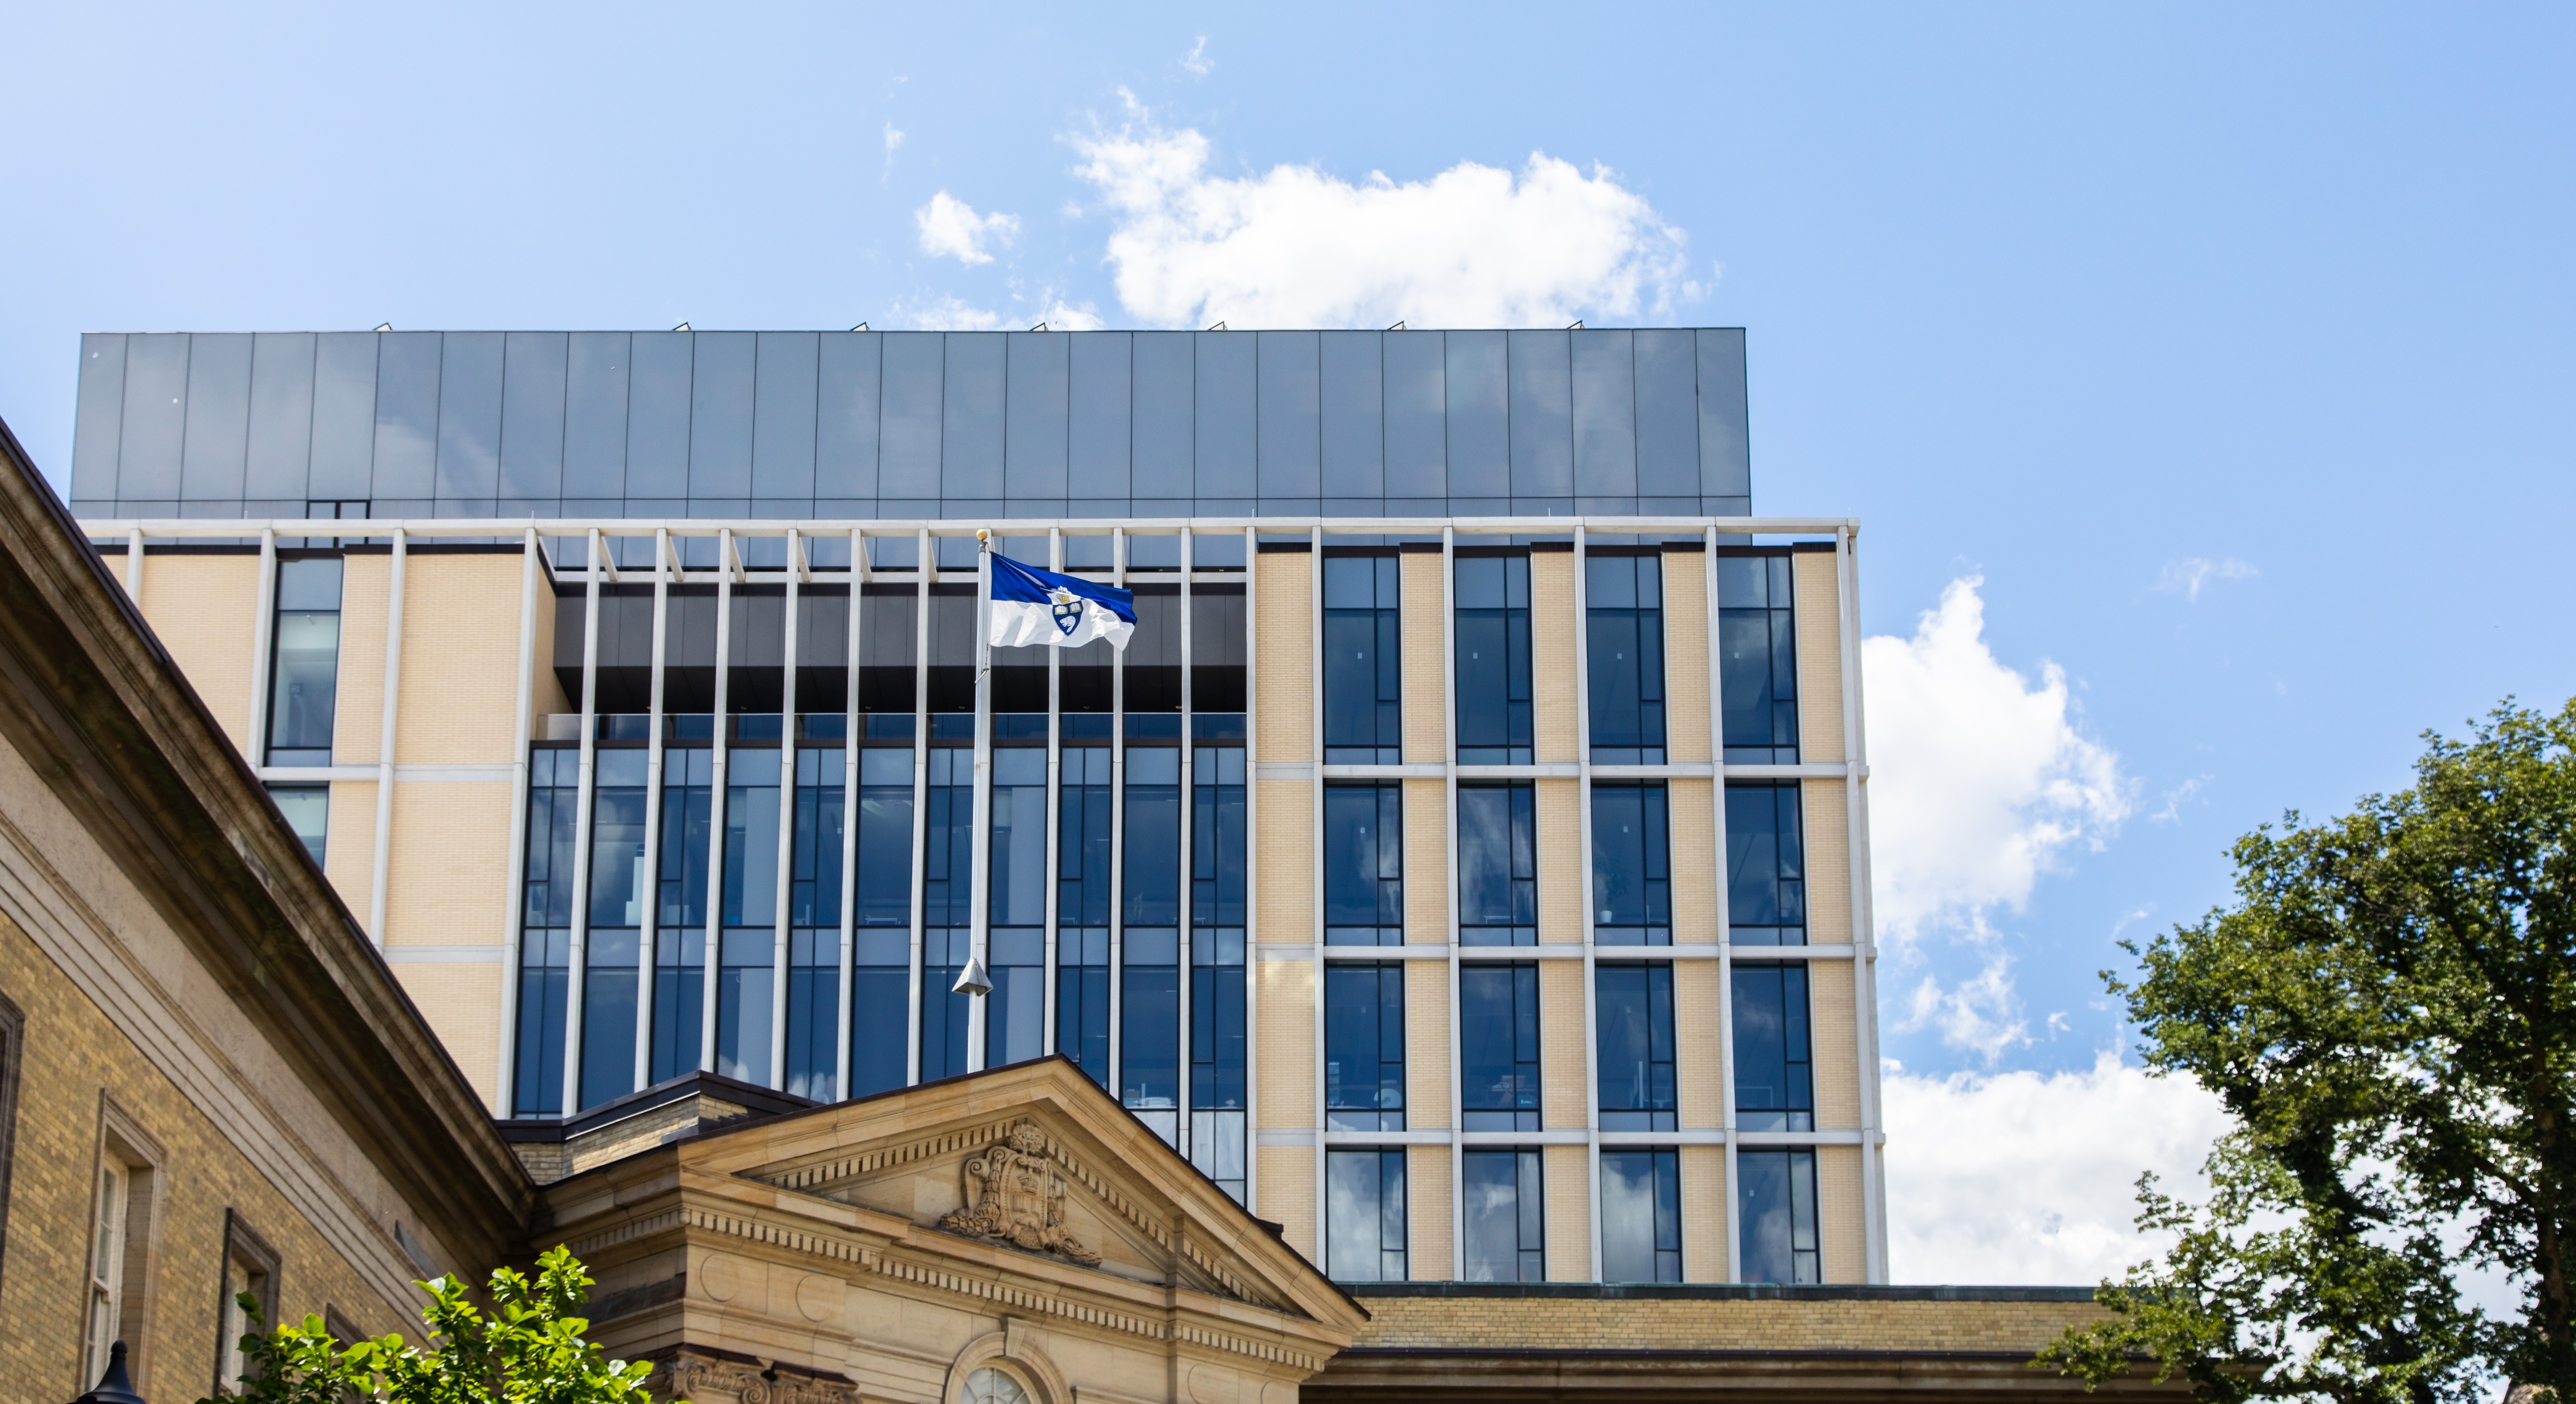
1178;526;1194;1161
1309;524;1326;1259
367;527;409;944
1708;526;1742;1283
248;527;277;762
635;529;670;1095
967;528;994;1073
123;525;145;597
1043;528;1062;1063
837;529;862;1101
700;530;734;1075
495;528;541;1117
907;527;930;1086
1837;525;1888;1283
559;529;605;1116
1242;524;1260;1215
769;530;801;1089
1442;526;1465;1280
1107;527;1127;1106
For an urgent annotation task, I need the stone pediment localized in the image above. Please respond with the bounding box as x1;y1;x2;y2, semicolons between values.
705;1060;1321;1320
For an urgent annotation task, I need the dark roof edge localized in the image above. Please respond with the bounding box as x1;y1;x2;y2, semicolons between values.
1342;1282;2102;1303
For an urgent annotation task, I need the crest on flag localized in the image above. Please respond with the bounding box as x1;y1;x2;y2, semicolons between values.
1050;588;1084;636
987;552;1137;651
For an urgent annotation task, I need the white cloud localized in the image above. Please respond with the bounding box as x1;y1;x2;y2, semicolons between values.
1864;576;2132;951
890;293;1105;332
914;191;1021;265
1181;35;1213;76
2149;774;2209;825
2154;556;2257;602
1885;1051;2228;1284
1899;954;2033;1063
882;122;905;180
1068;92;1697;328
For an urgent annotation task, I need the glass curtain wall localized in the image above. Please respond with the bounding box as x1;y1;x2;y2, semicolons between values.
851;746;914;1096
1726;783;1807;946
515;748;580;1116
1453;552;1531;763
1585;552;1665;765
266;785;329;866
1324;784;1404;946
267;556;343;766
1123;746;1183;1141
1600;1148;1681;1283
1717;552;1799;764
1191;743;1249;1200
715;750;781;1085
1461;1149;1545;1282
1056;745;1112;1085
986;747;1048;1068
1460;963;1541;1131
1739;1149;1821;1283
1733;963;1814;1132
920;746;973;1080
786;746;845;1100
1326;1149;1407;1283
652;747;713;1083
1322;553;1401;764
1325;963;1406;1132
1457;783;1536;946
1592;782;1672;946
580;750;649;1110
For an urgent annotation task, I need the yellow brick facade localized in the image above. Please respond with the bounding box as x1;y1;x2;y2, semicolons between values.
1529;551;1576;763
390;961;506;1109
1259;1143;1316;1260
1670;777;1717;944
1681;1143;1728;1282
1821;1143;1866;1284
396;553;533;764
381;782;515;949
1673;960;1723;1128
1403;778;1446;944
1794;546;1845;762
320;778;376;914
1257;958;1316;1129
1539;961;1587;1131
1803;778;1852;944
1347;1291;2112;1353
1811;959;1860;1131
1255;551;1312;763
1543;1143;1590;1282
1663;547;1712;763
1407;1145;1452;1281
1400;550;1446;763
1536;779;1582;945
133;552;261;757
333;551;389;764
1405;959;1451;1130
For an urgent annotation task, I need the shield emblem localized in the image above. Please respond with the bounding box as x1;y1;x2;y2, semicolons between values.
1049;589;1083;637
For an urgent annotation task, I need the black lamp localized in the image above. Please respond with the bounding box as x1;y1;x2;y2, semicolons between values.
74;1341;148;1404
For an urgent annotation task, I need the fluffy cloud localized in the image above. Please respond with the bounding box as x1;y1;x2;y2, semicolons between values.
1884;1052;2228;1284
2154;556;2257;602
1181;36;1212;76
1068;94;1697;329
915;191;1021;265
1865;577;2132;949
890;293;1106;332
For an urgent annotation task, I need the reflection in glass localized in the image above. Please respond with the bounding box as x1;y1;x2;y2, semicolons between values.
1192;745;1249;1200
1600;1148;1681;1283
716;749;781;1086
514;748;579;1115
1595;962;1676;1132
786;748;845;1100
1727;782;1807;946
581;749;648;1109
1462;1148;1544;1282
1718;554;1800;764
1124;749;1182;1141
266;784;329;866
1733;963;1814;1133
267;557;343;766
1592;783;1671;946
1057;747;1112;1085
1457;783;1536;946
652;749;713;1083
1460;963;1540;1131
1454;553;1532;763
851;747;915;1096
1738;1149;1820;1284
1325;963;1405;1133
1585;554;1665;764
920;748;973;1080
1322;554;1401;763
1324;783;1404;946
986;748;1048;1069
1326;1148;1407;1282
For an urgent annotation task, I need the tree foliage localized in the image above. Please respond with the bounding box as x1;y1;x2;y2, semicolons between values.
204;1245;671;1404
2038;701;2576;1403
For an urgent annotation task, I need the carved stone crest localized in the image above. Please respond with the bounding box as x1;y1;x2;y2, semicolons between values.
646;1348;856;1404
940;1122;1102;1265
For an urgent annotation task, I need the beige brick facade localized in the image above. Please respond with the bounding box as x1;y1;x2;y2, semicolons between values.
1344;1290;2113;1353
1404;959;1452;1131
1674;960;1723;1129
133;552;260;756
333;551;389;764
391;960;506;1109
1543;1143;1590;1281
396;553;532;765
1811;959;1861;1131
382;782;515;949
1663;547;1713;763
1670;776;1717;944
1260;1142;1316;1259
1794;546;1845;762
1821;1143;1866;1284
1408;1144;1452;1281
1539;960;1587;1131
1536;779;1582;945
1257;958;1316;1129
1803;777;1852;945
1256;551;1312;763
1681;1143;1728;1282
1530;550;1577;763
1400;549;1446;763
1402;779;1447;944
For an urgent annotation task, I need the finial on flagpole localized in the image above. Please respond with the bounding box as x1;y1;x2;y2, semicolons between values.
976;528;991;551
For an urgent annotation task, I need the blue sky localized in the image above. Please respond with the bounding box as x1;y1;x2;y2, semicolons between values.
4;3;2570;1279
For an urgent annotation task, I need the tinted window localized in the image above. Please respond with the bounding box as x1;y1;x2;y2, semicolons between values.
1457;783;1536;946
1322;554;1401;763
1726;782;1806;946
1586;553;1665;764
1325;963;1405;1133
1460;964;1539;1131
1454;553;1531;764
1733;963;1814;1133
267;556;343;766
1592;782;1671;945
1057;747;1112;1086
1739;1149;1820;1284
1324;783;1404;946
1461;1149;1544;1282
1192;745;1249;1202
1600;1148;1681;1283
1326;1149;1406;1282
1596;962;1675;1132
1717;553;1799;763
653;748;713;1083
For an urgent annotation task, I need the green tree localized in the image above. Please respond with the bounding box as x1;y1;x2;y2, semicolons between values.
2038;701;2576;1404
205;1245;674;1404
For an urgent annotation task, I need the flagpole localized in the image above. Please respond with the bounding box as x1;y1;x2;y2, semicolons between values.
960;530;996;1053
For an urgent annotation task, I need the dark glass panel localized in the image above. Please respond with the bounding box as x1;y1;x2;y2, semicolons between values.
116;333;190;500
1444;331;1508;498
1571;329;1638;498
942;333;1006;500
1591;782;1671;945
1255;331;1319;499
1633;329;1699;498
1460;963;1540;1129
1586;554;1666;764
1454;554;1533;764
1005;332;1070;500
434;332;504;502
562;332;631;499
1506;329;1572;499
1595;962;1676;1131
1132;332;1194;500
180;333;253;500
1461;1148;1546;1282
1325;1149;1407;1282
1456;783;1536;946
73;334;127;501
1697;330;1751;499
1066;332;1132;501
580;927;639;1111
1725;782;1806;945
1324;963;1405;1132
1739;1149;1820;1284
1322;554;1402;764
245;333;316;501
1600;1148;1681;1283
1324;783;1403;946
1733;962;1814;1131
816;332;883;500
499;332;568;501
625;332;694;499
1194;332;1257;499
1382;331;1445;500
687;332;756;500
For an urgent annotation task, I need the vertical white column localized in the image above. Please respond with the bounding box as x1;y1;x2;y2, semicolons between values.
1178;527;1194;1158
634;528;670;1095
367;527;409;945
770;530;802;1088
1709;526;1743;1283
559;529;606;1115
123;526;144;597
1107;527;1127;1101
966;530;995;1072
1308;524;1326;1257
907;526;931;1086
1442;526;1465;1280
246;528;279;765
1573;524;1603;1282
1241;524;1260;1215
1042;528;1062;1060
1837;524;1888;1283
837;528;864;1100
495;527;543;1117
700;530;735;1075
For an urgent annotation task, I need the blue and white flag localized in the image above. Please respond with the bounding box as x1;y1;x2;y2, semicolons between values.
988;553;1135;650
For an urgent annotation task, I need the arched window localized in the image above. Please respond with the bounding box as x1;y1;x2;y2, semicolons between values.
960;1365;1030;1404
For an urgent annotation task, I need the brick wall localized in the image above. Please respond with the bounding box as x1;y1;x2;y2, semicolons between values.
1256;552;1311;763
1663;547;1712;763
1793;549;1844;763
1401;551;1446;764
1530;552;1576;764
134;553;260;757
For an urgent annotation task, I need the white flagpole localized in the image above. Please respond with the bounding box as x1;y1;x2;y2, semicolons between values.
958;531;995;1016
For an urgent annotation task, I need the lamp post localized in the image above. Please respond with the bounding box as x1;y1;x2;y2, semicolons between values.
74;1342;147;1404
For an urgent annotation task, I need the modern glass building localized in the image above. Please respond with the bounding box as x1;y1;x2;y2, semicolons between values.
67;327;1886;1290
